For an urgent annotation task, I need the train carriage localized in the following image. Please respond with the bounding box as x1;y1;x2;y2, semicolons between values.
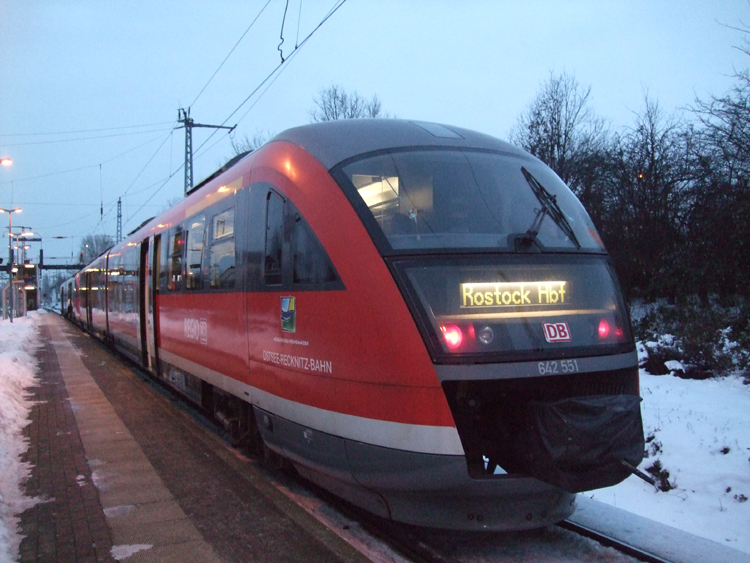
63;119;644;530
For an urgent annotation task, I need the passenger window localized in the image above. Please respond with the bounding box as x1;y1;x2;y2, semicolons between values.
158;233;169;292
264;192;284;286
154;234;164;293
209;208;236;289
185;214;206;290
292;213;338;284
169;225;185;291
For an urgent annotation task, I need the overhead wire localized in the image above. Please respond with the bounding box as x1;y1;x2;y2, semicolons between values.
12;133;156;246
295;0;303;47
190;0;274;108
9;202;103;207
20;1;348;244
14;43;220;241
121;0;281;228
193;129;237;163
191;0;348;161
118;0;348;232
3;128;172;240
0;133;169;185
119;130;175;199
0;121;174;138
232;0;347;127
125;164;184;225
1;127;173;147
30;129;175;234
278;0;290;63
44;208;106;230
125;168;180;197
234;36;301;125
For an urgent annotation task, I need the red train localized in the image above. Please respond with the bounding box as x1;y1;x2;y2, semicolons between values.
62;119;644;530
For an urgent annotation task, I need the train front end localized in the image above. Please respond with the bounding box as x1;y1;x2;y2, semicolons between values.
323;122;644;529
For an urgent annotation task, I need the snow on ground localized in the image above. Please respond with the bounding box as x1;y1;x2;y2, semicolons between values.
110;544;152;560
0;312;43;563
590;342;750;554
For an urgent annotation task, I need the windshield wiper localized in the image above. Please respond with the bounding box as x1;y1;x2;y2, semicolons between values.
515;167;581;250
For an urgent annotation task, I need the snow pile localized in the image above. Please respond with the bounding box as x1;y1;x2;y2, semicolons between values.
111;544;152;560
591;342;750;554
0;313;43;563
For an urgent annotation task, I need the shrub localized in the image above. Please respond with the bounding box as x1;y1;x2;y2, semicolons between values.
632;300;748;379
646;459;676;492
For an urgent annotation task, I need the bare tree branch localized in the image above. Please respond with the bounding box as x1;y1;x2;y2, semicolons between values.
308;84;391;122
231;129;274;155
79;234;114;263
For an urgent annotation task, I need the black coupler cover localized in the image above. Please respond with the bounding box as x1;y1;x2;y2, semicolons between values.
522;395;644;493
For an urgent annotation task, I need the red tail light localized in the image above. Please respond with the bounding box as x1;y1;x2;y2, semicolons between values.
598;319;610;339
440;324;463;350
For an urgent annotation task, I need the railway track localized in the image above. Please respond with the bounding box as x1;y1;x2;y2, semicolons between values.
312;489;660;563
557;520;669;563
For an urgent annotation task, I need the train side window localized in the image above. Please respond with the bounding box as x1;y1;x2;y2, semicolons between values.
158;232;170;292
185;214;206;291
153;233;163;293
169;225;185;291
264;191;284;286
107;258;117;314
209;208;236;289
292;213;338;285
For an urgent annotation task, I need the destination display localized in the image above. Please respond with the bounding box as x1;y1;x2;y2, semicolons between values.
460;281;567;308
397;256;632;359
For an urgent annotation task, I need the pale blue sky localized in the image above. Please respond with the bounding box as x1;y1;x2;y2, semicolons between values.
1;1;748;264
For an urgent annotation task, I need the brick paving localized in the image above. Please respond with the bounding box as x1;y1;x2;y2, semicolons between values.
20;322;114;563
16;314;370;563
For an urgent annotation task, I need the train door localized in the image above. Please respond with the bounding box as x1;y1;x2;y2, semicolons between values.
144;234;161;375
139;238;153;369
67;281;73;318
104;255;110;331
85;271;93;329
73;275;80;321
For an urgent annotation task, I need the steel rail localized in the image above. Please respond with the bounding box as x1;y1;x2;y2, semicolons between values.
558;519;672;563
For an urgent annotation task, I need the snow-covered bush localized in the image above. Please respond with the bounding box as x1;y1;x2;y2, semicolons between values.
632;300;749;380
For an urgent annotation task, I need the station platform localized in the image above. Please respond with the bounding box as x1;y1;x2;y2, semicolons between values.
19;313;370;563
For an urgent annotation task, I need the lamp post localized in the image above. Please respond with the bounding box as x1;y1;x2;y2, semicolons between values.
15;230;38;310
0;207;22;322
0;157;15;319
14;229;34;265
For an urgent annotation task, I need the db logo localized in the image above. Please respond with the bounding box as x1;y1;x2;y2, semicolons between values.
543;322;571;343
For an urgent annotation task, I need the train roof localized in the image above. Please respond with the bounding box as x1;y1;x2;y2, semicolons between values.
271;119;528;170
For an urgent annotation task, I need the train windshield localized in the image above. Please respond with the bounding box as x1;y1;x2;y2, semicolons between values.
339;149;603;252
393;254;633;362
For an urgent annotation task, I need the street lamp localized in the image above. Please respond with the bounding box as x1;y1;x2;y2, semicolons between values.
0;207;22;322
16;231;34;265
14;230;39;309
0;157;15;320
